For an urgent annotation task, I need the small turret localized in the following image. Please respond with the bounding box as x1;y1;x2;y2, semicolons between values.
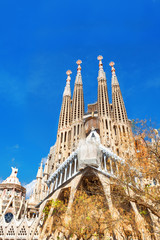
36;161;43;179
43;160;49;177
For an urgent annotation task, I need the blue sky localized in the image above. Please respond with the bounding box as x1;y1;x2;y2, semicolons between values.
0;0;160;185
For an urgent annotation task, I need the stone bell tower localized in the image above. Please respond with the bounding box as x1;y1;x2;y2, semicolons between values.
71;60;85;151
97;55;113;148
110;61;133;156
55;70;72;167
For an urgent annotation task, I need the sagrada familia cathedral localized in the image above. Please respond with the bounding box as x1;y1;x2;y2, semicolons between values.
0;56;159;240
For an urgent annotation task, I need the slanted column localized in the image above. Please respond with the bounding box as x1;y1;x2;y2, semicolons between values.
47;187;50;195
104;155;107;171
55;175;58;190
69;161;72;178
64;166;67;182
116;162;119;176
110;159;113;174
74;156;77;174
50;181;55;193
59;171;63;186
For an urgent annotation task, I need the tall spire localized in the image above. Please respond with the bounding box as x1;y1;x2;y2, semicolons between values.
75;60;82;84
71;60;85;150
97;55;106;81
97;55;110;117
55;70;72;166
109;61;119;85
63;70;72;97
97;55;112;147
59;70;72;130
110;61;128;124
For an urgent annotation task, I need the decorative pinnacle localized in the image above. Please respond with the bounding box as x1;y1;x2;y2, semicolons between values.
76;60;82;72
110;61;119;85
109;61;115;67
66;70;72;77
97;55;103;61
97;55;103;69
66;70;72;82
109;61;115;72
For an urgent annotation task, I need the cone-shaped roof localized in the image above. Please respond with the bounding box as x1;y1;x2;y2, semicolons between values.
36;161;43;179
44;160;49;176
2;167;21;185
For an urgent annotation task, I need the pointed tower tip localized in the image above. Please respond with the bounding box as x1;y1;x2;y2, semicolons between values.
109;61;115;68
97;55;106;81
109;61;116;73
109;62;115;73
110;61;119;85
97;55;103;61
75;60;82;84
97;55;104;71
66;70;72;76
76;60;82;73
66;70;72;84
63;70;72;97
76;59;82;65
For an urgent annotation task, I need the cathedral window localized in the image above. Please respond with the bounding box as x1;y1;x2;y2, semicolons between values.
122;126;126;136
77;124;79;135
64;132;67;142
105;119;108;129
61;133;63;143
5;212;13;223
113;126;117;135
68;130;71;141
117;148;119;155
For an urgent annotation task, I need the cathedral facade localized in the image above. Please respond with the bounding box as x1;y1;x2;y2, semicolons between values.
0;56;159;240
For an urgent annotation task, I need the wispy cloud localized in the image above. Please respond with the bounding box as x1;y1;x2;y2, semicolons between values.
24;179;36;199
7;144;20;151
42;156;48;166
12;144;20;149
11;157;15;162
146;78;160;88
0;178;3;183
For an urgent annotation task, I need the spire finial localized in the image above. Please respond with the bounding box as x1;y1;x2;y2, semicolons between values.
75;60;82;84
66;70;72;81
76;60;82;73
97;55;103;69
63;70;72;96
109;61;115;73
109;61;119;85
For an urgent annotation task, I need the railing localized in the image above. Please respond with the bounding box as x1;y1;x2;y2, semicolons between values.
47;143;143;195
99;145;143;188
47;151;78;194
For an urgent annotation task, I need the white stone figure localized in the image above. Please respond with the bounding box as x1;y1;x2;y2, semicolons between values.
78;130;101;169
